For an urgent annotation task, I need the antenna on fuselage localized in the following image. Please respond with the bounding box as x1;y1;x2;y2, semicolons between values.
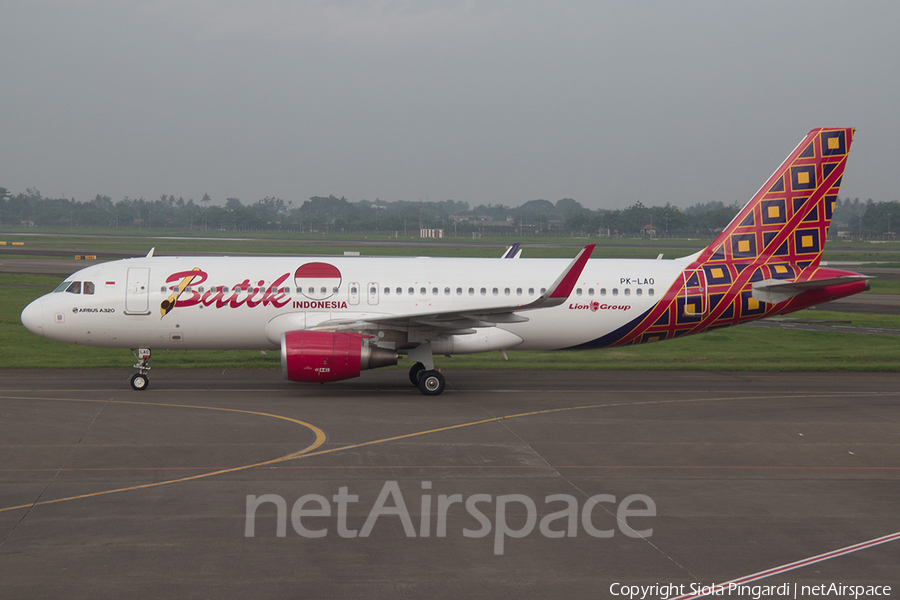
146;247;155;258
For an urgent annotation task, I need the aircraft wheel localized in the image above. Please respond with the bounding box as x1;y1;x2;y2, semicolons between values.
417;370;445;396
130;373;149;391
409;362;426;386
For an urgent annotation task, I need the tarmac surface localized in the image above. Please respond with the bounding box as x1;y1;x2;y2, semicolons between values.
0;369;897;599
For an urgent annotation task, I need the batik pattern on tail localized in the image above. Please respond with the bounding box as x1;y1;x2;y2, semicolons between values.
583;128;859;349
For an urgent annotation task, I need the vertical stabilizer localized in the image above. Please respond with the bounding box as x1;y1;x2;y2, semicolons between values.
573;128;863;350
700;128;854;269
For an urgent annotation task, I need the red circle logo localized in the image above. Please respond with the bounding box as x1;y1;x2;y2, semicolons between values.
294;263;342;300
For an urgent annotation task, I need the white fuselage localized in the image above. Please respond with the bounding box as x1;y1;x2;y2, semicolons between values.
21;255;688;353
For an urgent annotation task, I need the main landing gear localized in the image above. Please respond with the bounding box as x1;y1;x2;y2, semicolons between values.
408;362;446;396
407;343;446;396
409;362;426;385
130;348;151;391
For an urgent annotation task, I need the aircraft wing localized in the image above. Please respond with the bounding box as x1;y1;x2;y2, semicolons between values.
311;245;595;336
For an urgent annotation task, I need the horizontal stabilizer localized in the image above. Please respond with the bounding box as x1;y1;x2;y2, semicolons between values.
752;275;871;304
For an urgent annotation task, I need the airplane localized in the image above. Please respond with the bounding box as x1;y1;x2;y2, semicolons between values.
20;128;869;395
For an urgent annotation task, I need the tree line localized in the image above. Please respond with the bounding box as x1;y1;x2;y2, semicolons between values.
0;186;893;238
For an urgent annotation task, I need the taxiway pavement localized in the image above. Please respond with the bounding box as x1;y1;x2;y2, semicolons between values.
0;369;897;599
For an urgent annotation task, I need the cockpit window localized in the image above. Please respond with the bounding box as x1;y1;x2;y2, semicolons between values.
83;282;95;295
65;281;82;294
54;281;71;293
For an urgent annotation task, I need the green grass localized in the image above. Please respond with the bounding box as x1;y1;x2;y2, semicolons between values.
3;273;900;371
822;251;900;262
7;226;900;261
441;327;900;371
0;275;282;369
864;279;900;295
4;231;900;372
1;237;696;259
0;273;65;289
789;308;900;330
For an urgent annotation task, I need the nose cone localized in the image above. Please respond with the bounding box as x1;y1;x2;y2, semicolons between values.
21;299;43;336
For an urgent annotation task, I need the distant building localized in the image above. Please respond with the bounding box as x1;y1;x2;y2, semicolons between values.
420;228;444;239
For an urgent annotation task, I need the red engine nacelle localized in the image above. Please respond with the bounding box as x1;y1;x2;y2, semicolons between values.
281;330;398;383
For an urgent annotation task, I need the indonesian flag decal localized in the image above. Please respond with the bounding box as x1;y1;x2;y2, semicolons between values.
294;262;342;300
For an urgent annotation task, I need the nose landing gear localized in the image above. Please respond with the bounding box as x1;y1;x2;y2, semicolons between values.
130;348;151;391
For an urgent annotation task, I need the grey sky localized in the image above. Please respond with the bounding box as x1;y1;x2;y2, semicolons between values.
2;1;898;210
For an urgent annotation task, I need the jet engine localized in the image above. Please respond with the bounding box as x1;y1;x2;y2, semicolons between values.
281;330;398;383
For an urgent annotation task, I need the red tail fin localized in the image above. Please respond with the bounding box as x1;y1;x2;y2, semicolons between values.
700;128;853;269
589;129;863;350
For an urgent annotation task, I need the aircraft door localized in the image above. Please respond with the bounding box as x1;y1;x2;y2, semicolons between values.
349;282;360;306
367;282;379;305
682;268;708;316
125;267;151;315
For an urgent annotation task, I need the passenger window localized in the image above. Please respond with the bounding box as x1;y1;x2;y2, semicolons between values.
600;288;607;296
528;288;534;295
636;289;642;296
351;286;358;294
384;287;390;295
480;288;487;295
492;288;498;295
408;287;414;295
649;289;655;297
504;288;510;295
160;286;167;293
588;288;594;296
432;287;438;295
396;287;402;295
456;287;463;295
65;281;81;294
469;288;475;295
420;287;426;295
612;288;619;296
624;289;631;296
540;288;546;294
576;288;582;296
444;287;451;295
516;288;522;296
